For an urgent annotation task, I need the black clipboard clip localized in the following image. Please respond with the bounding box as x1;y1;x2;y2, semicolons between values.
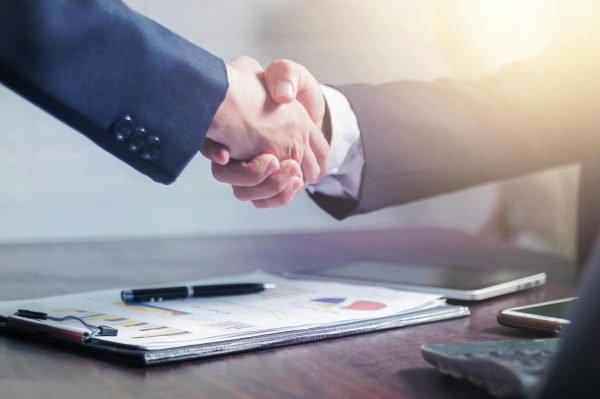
15;309;118;337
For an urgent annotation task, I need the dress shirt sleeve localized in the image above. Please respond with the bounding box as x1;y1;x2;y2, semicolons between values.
307;85;365;200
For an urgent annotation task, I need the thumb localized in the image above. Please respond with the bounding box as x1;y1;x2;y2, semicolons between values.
265;59;324;126
264;59;300;104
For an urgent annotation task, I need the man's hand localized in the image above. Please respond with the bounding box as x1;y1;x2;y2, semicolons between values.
202;59;327;208
205;56;327;185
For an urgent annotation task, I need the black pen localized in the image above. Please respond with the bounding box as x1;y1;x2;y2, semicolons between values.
120;283;275;303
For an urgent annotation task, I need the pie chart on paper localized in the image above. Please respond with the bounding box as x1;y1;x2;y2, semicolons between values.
311;297;345;307
311;297;386;311
342;300;386;311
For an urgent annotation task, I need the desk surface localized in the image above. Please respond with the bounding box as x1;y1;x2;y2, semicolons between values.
0;228;576;399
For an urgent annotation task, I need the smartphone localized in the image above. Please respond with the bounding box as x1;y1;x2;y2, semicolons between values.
285;260;546;301
497;297;577;334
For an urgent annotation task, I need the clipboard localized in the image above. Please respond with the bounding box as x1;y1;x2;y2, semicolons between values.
0;271;469;365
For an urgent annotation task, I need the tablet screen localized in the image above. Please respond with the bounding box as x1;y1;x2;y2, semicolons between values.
306;260;540;291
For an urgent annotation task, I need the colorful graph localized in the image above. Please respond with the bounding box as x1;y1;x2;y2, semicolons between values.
53;309;180;335
139;325;169;331
117;302;191;316
103;316;128;322
113;320;148;327
310;298;386;311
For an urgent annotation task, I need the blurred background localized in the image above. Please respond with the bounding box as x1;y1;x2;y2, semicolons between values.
1;0;592;259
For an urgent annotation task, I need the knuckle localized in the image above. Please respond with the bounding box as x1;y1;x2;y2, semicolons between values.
272;175;290;193
247;158;268;177
264;197;284;208
232;186;249;201
211;165;227;183
271;191;293;207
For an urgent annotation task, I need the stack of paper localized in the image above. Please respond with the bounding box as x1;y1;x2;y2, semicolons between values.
0;271;469;365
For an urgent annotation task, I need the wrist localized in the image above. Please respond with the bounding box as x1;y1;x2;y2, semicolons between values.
207;64;237;141
206;64;257;160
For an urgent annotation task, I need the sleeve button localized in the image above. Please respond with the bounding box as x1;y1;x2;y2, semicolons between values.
127;127;147;152
112;115;133;141
141;136;161;160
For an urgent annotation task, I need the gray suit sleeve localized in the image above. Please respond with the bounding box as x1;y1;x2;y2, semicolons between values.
313;44;599;219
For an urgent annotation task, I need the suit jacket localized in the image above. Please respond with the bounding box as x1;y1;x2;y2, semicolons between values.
312;39;600;264
0;0;228;184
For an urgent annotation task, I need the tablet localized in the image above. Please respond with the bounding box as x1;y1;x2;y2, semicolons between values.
286;260;546;301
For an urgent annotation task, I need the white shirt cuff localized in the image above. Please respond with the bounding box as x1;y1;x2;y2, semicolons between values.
307;85;364;200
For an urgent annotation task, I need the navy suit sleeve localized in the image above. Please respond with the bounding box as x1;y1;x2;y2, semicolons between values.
0;0;228;184
313;42;600;220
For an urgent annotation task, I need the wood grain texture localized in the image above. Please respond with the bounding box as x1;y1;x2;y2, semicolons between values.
0;228;575;399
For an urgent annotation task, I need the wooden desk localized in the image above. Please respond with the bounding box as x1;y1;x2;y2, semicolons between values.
0;228;575;399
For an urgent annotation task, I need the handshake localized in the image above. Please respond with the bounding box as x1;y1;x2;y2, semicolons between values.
202;57;328;208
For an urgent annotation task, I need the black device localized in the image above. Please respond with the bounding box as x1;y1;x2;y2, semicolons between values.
421;338;558;398
497;297;576;334
287;260;546;300
421;244;600;398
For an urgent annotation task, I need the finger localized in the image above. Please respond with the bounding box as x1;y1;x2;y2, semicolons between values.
212;154;280;187
295;63;325;125
309;124;329;180
264;59;299;104
252;176;305;208
232;160;301;201
300;146;320;184
200;138;231;165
